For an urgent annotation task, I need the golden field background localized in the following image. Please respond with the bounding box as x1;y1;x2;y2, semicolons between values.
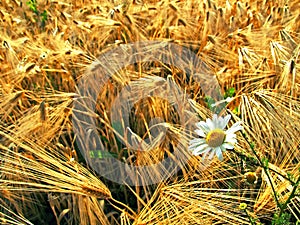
0;0;299;224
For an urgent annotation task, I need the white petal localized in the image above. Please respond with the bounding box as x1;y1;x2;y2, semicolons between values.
206;118;215;130
188;138;206;150
215;147;223;160
220;145;226;151
213;114;223;128
195;129;206;137
225;133;236;141
226;121;243;134
212;114;219;126
225;135;237;144
222;142;234;149
193;145;210;156
189;137;205;145
196;121;210;133
220;114;231;129
208;148;216;160
201;148;212;160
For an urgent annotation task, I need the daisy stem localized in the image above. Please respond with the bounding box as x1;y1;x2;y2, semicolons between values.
239;131;282;210
244;209;255;225
278;175;300;219
227;148;296;185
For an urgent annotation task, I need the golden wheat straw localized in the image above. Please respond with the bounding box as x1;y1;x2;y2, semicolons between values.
0;130;111;199
0;0;300;224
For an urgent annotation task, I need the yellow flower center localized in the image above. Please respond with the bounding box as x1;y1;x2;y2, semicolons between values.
206;129;226;147
239;203;247;210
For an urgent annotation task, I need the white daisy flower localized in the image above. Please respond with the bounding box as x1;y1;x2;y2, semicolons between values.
189;114;243;161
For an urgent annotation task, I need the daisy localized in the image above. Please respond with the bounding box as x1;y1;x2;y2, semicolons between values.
188;114;243;161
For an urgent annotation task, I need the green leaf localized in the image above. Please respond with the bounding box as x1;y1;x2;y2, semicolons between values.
232;106;239;115
89;150;118;159
262;157;269;168
26;0;38;13
272;212;291;225
41;10;48;22
204;95;216;110
224;87;235;98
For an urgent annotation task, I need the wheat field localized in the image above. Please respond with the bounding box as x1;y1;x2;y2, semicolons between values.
0;0;300;224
